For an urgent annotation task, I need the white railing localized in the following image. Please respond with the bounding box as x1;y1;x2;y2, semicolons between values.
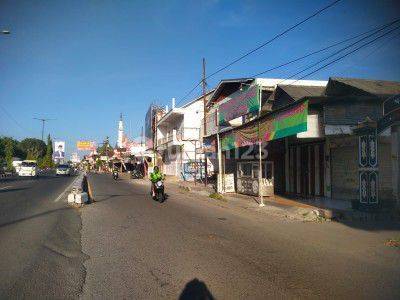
158;128;200;146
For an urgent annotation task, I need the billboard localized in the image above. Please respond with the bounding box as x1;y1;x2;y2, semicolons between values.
77;140;96;150
53;141;65;162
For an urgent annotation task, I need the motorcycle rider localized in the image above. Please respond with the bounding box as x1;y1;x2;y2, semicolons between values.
150;166;164;197
112;166;119;179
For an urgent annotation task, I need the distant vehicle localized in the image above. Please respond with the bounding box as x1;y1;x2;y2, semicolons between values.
56;164;71;176
18;160;38;177
131;169;144;179
12;160;23;173
113;170;118;180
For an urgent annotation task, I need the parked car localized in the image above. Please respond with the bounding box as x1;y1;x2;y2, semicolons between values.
18;160;38;177
56;164;71;176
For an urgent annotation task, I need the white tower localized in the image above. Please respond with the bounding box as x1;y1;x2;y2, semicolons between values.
117;113;124;148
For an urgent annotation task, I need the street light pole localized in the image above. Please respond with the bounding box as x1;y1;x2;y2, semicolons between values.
33;117;55;141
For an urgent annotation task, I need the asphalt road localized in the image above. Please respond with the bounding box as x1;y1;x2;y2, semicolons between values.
0;174;86;299
82;174;400;299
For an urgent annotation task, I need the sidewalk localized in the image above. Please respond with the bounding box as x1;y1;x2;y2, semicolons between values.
131;177;325;222
132;176;400;223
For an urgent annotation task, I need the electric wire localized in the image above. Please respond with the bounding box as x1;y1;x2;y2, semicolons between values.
176;0;343;106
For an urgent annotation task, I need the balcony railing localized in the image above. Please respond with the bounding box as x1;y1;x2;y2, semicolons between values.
157;128;200;146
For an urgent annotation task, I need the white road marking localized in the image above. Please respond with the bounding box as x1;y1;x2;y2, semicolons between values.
54;175;82;202
0;186;13;191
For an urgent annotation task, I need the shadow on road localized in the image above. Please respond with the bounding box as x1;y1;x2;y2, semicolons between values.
93;194;132;203
0;187;30;193
0;175;74;183
333;219;400;231
0;206;73;228
179;278;214;300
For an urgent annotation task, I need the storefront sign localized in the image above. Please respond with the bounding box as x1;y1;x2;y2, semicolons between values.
218;85;260;125
183;161;205;180
221;101;308;151
224;174;235;192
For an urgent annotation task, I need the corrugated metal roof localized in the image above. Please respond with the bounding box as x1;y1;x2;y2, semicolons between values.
277;85;326;100
327;77;400;97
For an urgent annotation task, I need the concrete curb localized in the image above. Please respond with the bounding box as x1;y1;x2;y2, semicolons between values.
176;183;319;222
67;173;90;206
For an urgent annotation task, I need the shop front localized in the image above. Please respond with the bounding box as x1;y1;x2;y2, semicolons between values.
219;99;309;197
236;161;274;196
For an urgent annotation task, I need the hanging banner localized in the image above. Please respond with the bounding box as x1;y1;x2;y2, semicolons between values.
221;101;308;151
218;85;260;125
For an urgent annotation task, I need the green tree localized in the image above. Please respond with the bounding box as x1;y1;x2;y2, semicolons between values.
0;136;26;160
19;138;46;160
97;136;113;156
40;134;54;168
5;139;14;171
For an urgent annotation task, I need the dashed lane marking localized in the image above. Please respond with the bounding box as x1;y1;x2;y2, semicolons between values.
54;176;82;203
0;186;13;191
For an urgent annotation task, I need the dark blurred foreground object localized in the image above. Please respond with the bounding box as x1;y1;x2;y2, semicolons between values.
179;278;214;300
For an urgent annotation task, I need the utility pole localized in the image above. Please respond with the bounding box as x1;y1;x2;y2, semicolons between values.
202;58;208;187
141;126;144;146
33;117;55;141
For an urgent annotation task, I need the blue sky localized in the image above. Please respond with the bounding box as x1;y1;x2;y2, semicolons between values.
1;0;399;157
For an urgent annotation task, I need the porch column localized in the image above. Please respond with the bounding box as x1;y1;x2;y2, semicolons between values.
392;125;400;208
324;137;332;198
217;133;224;193
285;138;290;193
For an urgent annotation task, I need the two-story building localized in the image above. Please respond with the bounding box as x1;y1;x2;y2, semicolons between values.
204;76;400;211
156;92;214;180
204;77;327;195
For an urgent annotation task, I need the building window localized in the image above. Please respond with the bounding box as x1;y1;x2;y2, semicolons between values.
238;162;252;177
238;161;273;180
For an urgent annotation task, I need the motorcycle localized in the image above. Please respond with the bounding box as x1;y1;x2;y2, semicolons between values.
112;170;119;180
153;180;165;203
131;169;144;179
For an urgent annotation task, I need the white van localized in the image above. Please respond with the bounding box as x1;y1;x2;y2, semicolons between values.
18;160;38;177
12;160;23;174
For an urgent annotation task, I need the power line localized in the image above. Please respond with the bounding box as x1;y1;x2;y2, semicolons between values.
337;30;400;75
252;18;400;77
277;18;400;85
293;24;400;83
176;0;343;105
206;0;343;80
0;104;32;133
